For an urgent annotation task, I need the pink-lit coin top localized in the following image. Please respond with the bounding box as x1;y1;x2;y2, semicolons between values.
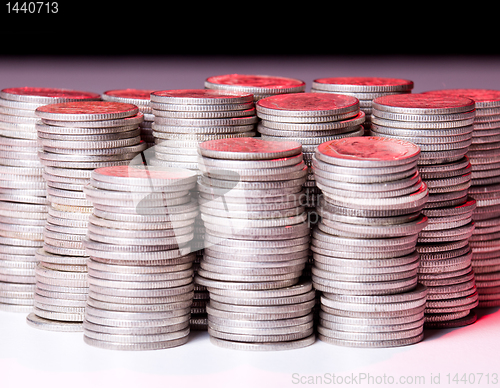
150;89;255;106
372;94;475;114
205;74;306;91
103;89;157;100
257;92;359;115
35;101;139;120
92;165;197;185
0;87;101;102
317;136;421;167
422;89;500;108
313;77;414;91
199;137;302;160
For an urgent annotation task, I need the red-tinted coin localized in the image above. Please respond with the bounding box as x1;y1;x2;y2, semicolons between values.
0;87;101;103
35;101;139;121
316;136;421;167
102;89;156;100
372;94;475;114
198;137;302;160
92;165;197;185
256;92;359;116
312;77;414;92
151;89;254;104
205;74;306;93
422;89;500;108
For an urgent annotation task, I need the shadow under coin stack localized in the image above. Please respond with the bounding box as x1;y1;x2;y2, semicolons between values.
421;89;500;309
26;101;146;332
204;74;306;102
370;94;479;328
0;87;100;314
195;137;316;351
101;89;156;148
310;77;413;134
81;165;198;351
311;136;430;348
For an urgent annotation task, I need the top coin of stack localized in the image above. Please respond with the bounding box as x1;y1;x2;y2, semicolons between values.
101;89;157;148
421;89;500;308
149;89;258;172
310;77;414;133
0;87;100;313
204;74;306;101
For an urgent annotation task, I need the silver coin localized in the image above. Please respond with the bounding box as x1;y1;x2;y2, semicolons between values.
83;334;189;350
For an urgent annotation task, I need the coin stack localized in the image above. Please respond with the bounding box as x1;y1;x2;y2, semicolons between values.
0;87;100;313
149;89;257;172
204;74;306;101
102;89;157;148
81;165;198;351
255;92;365;214
148;89;259;328
310;77;414;134
311;136;430;348
26;101;146;331
195;137;316;350
369;94;479;327
421;89;500;308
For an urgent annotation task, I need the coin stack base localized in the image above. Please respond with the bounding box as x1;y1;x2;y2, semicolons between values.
206;282;316;351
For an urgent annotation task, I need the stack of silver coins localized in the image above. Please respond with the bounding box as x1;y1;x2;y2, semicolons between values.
255;92;364;299
204;74;306;101
26;101;146;331
369;94;479;327
0;87;100;313
149;89;257;172
149;89;258;327
311;136;430;347
255;92;365;213
310;77;413;134
195;137;316;350
102;89;156;148
421;89;500;309
81;165;198;351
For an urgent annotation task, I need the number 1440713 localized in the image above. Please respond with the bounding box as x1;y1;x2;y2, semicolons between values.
6;2;58;13
446;373;499;384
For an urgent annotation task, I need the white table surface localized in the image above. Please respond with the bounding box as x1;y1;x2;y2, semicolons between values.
0;55;499;388
0;306;499;388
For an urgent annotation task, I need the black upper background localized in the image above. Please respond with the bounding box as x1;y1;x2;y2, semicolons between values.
0;2;497;57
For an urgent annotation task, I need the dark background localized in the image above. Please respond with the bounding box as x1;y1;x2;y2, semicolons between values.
0;2;496;57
